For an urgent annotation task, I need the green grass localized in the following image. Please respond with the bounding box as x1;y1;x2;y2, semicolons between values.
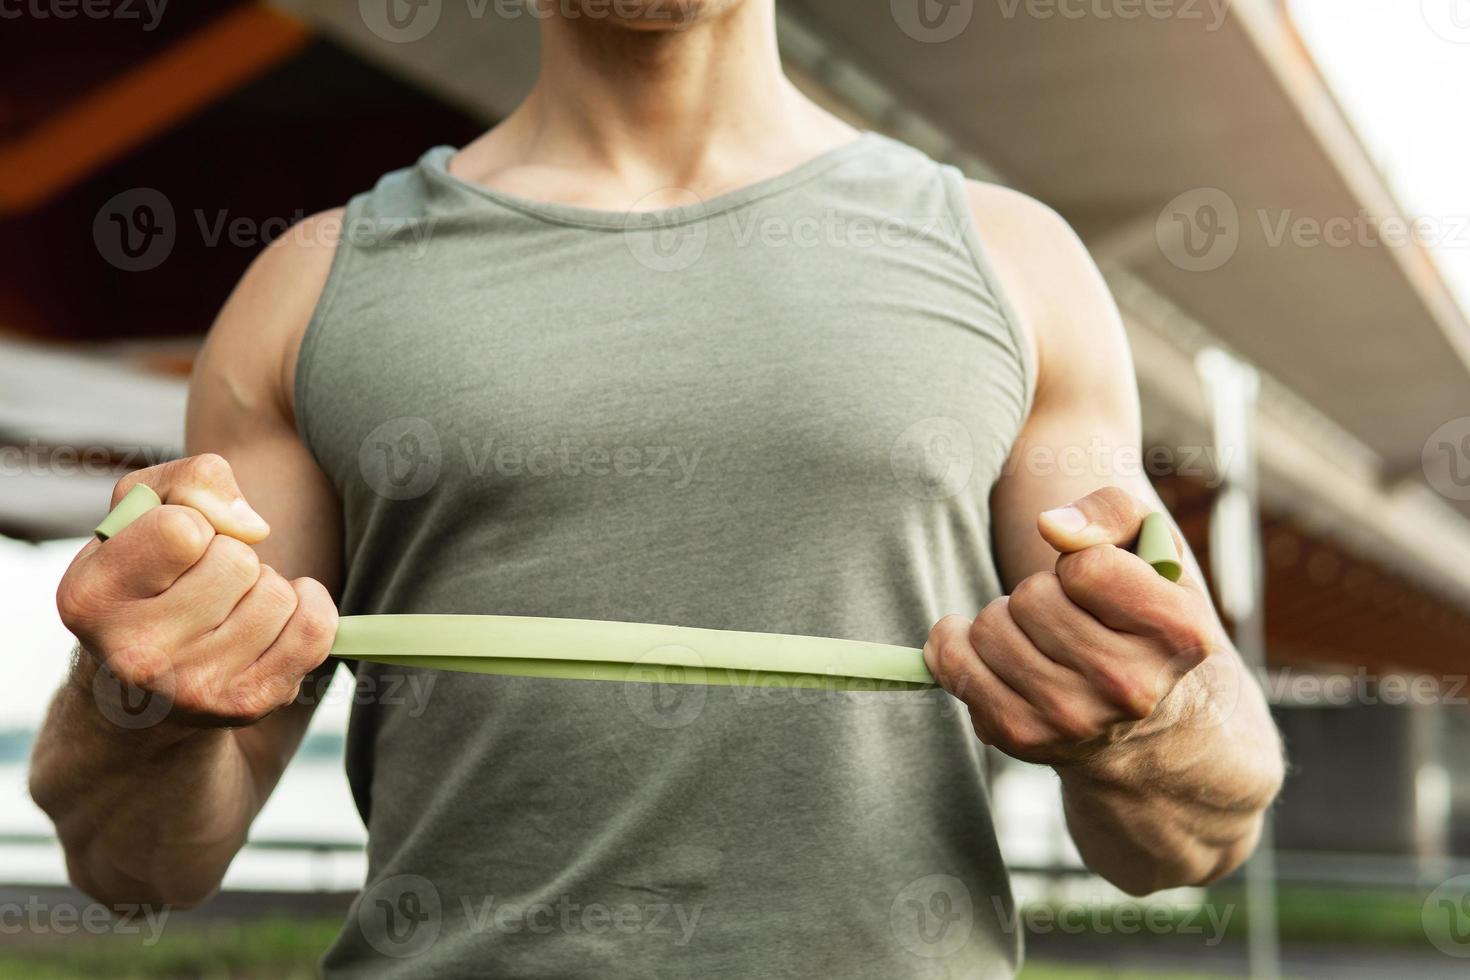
0;917;342;980
0;886;1435;979
1230;885;1430;947
1020;885;1432;949
1020;965;1235;980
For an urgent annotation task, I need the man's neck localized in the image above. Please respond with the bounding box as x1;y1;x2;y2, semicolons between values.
452;2;857;209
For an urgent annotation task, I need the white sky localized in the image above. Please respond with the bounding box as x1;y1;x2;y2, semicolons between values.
1288;0;1470;315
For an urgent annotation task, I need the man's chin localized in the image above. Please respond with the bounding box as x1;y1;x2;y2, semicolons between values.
553;0;740;32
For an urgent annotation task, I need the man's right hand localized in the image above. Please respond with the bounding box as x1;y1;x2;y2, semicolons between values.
57;453;338;729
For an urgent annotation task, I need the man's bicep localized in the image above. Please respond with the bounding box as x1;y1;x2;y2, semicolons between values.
989;309;1211;600
972;183;1178;591
184;209;344;591
991;396;1165;590
183;212;346;781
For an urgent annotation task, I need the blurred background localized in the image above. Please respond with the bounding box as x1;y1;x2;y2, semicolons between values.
3;0;1470;977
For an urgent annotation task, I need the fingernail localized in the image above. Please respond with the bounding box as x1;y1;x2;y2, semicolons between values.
230;498;270;533
1042;505;1089;534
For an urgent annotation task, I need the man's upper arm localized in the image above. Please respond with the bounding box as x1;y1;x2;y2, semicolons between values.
183;208;345;783
964;183;1175;591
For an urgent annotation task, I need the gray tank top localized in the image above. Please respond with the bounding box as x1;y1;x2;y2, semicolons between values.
297;132;1033;978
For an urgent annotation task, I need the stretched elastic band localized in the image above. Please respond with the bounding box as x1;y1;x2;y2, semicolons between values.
90;488;1180;687
337;614;934;689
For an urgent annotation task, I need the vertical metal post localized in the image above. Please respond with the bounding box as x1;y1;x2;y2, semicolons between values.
1196;348;1280;980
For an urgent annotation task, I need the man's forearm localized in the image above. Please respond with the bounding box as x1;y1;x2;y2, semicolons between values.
1055;653;1283;895
28;651;259;908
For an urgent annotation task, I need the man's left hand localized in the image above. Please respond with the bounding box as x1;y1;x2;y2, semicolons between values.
923;486;1220;767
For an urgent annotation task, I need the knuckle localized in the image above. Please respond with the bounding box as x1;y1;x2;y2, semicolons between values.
1164;616;1213;660
220;679;291;725
934;628;981;681
186;452;232;484
167;676;213;718
110;466;162;507
106;638;171;691
995;716;1039;754
154;506;213;562
1096;667;1157;720
1059;546;1109;590
931;613;970;640
1091;485;1135;525
288;595;337;653
1120;682;1159;721
207;696;263;728
209;534;262;584
1008;573;1055;621
1047;706;1097;743
255;568;299;615
937;632;975;679
973;595;1010;632
927;615;970;667
56;573;103;628
969;599;1001;643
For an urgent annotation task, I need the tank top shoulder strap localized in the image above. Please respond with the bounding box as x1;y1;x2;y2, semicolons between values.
832;133;1036;417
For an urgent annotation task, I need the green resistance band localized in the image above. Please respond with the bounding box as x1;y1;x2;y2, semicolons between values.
94;484;1182;688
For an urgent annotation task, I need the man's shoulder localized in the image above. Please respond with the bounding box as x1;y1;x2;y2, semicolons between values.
957;180;1129;405
960;180;1085;272
194;207;347;423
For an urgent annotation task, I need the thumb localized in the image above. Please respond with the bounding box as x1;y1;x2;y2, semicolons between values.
111;453;270;544
1036;486;1155;554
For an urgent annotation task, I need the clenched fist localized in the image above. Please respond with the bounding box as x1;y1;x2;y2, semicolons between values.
57;454;337;729
923;486;1219;766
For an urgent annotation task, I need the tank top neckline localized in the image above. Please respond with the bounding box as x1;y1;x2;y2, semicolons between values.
420;131;880;231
